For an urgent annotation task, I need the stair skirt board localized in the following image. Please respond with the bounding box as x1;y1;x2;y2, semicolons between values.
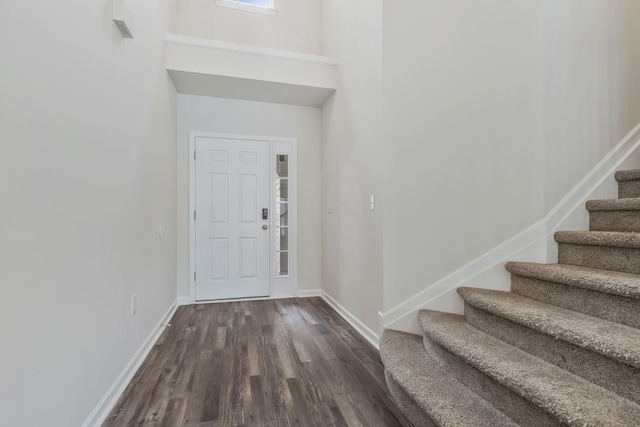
381;167;640;426
380;122;640;334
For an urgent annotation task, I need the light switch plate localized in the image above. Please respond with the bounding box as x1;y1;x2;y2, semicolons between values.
131;294;137;316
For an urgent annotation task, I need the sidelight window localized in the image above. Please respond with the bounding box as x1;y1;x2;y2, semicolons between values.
275;154;289;276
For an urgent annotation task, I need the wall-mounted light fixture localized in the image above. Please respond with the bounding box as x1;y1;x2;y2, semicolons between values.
113;0;134;39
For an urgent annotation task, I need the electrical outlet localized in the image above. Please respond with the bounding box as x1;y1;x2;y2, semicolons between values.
131;294;137;316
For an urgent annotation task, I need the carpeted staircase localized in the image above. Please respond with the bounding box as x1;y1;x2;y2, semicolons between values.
380;169;640;426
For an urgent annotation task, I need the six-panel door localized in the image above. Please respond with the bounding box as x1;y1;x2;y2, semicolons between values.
195;137;270;300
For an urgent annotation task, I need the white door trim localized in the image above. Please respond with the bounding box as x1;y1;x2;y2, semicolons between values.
189;131;298;304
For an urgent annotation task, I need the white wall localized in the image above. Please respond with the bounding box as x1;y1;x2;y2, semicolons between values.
173;0;322;55
321;0;384;333
176;95;323;298
381;0;544;311
542;0;640;211
0;0;177;426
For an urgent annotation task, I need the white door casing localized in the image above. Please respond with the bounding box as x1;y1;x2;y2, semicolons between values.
189;132;297;303
194;137;270;300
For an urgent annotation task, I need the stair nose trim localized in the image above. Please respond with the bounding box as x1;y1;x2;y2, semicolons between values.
505;262;640;299
615;169;640;182
457;287;640;369
587;198;640;211
418;310;640;427
555;230;640;248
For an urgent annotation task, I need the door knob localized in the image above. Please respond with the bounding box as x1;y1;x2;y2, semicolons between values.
262;224;268;230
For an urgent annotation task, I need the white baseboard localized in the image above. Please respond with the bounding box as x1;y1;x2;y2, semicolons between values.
297;289;322;298
319;290;380;349
82;301;178;427
177;296;190;305
380;121;640;334
378;221;547;333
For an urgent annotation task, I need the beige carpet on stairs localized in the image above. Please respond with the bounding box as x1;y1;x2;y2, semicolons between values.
381;168;640;427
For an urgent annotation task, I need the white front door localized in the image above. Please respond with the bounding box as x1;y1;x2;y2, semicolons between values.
194;136;270;300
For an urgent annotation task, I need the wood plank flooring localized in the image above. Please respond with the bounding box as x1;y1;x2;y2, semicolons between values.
103;298;411;427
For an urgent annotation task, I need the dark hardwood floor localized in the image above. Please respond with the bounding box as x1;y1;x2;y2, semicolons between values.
103;297;411;426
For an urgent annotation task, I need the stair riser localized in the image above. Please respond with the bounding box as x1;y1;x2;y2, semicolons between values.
618;181;640;199
558;243;640;275
511;275;640;329
422;335;562;427
384;370;437;427
590;211;640;232
464;303;640;404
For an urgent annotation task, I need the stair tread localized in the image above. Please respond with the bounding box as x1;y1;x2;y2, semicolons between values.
380;329;518;427
615;169;640;182
457;287;640;368
587;197;640;211
419;310;640;427
505;261;640;299
555;230;640;248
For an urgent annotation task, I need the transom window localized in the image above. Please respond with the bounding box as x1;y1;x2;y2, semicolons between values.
235;0;271;7
214;0;277;16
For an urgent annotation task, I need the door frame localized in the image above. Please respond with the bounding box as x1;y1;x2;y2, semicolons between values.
189;131;298;303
